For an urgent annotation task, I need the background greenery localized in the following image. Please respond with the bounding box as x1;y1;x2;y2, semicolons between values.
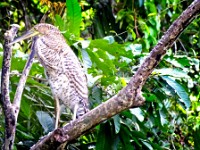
0;0;200;149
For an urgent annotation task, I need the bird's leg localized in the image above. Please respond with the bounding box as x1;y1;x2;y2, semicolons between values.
73;102;88;120
55;96;60;129
73;104;78;120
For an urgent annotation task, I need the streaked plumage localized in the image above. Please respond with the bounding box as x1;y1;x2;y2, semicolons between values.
11;23;89;127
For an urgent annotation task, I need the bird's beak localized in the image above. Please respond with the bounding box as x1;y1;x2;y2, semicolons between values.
9;29;40;45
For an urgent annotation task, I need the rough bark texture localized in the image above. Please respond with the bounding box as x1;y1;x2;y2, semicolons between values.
1;27;36;150
30;0;200;149
1;24;19;150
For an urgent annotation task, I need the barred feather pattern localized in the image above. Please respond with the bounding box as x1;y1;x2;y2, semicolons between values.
33;23;89;118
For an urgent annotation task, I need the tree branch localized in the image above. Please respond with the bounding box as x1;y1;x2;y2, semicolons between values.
30;0;200;149
1;24;19;150
12;37;36;119
1;27;36;149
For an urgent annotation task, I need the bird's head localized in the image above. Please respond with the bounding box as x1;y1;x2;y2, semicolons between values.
9;23;61;45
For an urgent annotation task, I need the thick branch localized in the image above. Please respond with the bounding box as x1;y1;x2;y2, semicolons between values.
1;27;36;149
31;0;200;149
1;24;19;150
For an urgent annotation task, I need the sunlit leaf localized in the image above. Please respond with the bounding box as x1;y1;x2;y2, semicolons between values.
153;68;190;79
113;115;121;134
66;0;81;39
36;111;54;133
161;76;191;108
141;140;153;150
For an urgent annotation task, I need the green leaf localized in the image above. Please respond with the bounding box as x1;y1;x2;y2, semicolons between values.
141;140;153;150
96;123;113;150
130;108;144;122
90;39;133;59
131;130;146;139
0;2;10;7
104;36;115;44
161;76;191;108
113;115;121;134
194;127;200;150
86;45;116;75
66;0;82;39
36;111;54;133
120;125;135;149
153;68;190;78
54;14;66;31
126;43;142;55
16;129;34;140
20;98;32;118
91;85;103;106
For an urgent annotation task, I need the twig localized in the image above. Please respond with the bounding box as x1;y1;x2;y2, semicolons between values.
20;0;31;30
40;11;51;23
13;37;36;117
177;38;188;55
134;9;140;38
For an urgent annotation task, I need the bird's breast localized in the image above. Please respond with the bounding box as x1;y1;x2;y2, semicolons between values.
34;38;64;71
47;73;71;105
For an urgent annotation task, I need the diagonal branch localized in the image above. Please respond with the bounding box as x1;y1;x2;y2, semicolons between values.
31;0;200;149
12;37;36;120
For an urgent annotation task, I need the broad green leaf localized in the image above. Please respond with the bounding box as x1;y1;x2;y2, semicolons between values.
54;14;66;31
87;50;111;75
164;56;196;69
176;57;190;66
130;108;144;122
0;2;10;7
159;109;168;126
190;57;199;71
162;76;191;108
194;127;200;150
153;68;190;79
66;0;81;39
120;125;135;149
149;142;163;150
143;93;158;102
113;115;121;134
90;85;103;106
36;111;54;133
87;74;103;87
131;130;146;139
121;110;133;119
20;98;32;118
141;140;153;150
90;39;133;59
144;2;157;14
96;123;113;150
126;43;142;55
16;129;34;140
104;36;115;44
86;46;116;75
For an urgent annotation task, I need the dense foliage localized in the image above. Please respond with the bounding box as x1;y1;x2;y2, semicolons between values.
0;0;200;149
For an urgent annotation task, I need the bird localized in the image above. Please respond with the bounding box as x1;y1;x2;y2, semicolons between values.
10;23;89;128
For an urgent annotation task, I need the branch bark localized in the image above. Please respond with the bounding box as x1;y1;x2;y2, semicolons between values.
31;0;200;149
1;24;19;150
1;27;36;150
